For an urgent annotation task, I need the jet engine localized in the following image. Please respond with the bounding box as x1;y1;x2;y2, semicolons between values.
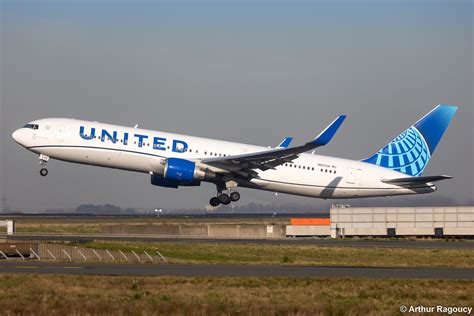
150;158;215;188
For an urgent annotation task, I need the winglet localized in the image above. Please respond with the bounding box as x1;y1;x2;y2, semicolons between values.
277;137;293;148
310;115;347;146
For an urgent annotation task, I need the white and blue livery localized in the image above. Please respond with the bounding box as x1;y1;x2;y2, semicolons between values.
12;105;457;206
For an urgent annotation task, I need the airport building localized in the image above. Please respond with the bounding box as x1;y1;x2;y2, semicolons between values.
287;206;474;238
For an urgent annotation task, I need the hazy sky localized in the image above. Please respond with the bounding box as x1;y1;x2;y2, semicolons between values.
1;0;472;210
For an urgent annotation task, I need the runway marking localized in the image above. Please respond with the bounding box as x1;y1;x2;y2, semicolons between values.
12;266;39;269
43;266;84;269
64;267;83;269
1;266;84;270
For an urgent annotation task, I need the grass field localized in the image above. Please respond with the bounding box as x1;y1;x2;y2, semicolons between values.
0;274;472;315
68;240;474;268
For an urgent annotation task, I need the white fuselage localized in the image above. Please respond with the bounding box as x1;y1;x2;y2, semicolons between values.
12;118;436;199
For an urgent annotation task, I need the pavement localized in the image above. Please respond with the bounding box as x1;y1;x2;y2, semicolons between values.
0;261;472;279
5;234;474;249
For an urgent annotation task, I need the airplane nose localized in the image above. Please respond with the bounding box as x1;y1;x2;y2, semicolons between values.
12;129;22;144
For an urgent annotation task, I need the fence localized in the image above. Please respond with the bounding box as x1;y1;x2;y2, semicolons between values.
1;242;166;263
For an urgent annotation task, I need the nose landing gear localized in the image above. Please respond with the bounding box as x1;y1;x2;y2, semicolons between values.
38;154;50;177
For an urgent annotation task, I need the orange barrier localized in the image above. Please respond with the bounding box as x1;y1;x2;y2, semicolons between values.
290;218;331;226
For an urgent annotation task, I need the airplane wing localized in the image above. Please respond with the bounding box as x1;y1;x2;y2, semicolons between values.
382;175;453;185
201;115;346;179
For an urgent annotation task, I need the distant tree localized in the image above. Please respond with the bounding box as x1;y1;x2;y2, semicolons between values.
75;203;137;215
76;204;97;213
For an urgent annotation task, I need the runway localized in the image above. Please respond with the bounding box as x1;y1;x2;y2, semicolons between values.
0;262;472;279
6;234;474;249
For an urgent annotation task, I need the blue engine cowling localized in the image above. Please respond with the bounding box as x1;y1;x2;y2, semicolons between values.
165;158;196;181
150;158;215;188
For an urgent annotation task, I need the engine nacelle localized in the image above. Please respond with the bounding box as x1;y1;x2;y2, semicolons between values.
151;175;200;188
150;158;215;188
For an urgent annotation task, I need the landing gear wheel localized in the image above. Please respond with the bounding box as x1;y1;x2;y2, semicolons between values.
217;194;231;205
230;191;240;202
39;168;48;177
210;197;220;207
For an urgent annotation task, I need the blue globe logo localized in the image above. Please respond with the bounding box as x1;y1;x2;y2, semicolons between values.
367;127;431;176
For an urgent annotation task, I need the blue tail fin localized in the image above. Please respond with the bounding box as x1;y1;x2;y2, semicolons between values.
362;105;457;176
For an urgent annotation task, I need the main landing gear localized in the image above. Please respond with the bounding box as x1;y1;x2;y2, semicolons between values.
38;154;50;177
209;191;240;207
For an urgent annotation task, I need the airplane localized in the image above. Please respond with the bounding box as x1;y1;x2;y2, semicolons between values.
12;104;457;207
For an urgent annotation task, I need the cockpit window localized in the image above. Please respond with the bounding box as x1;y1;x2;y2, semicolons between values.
23;124;39;130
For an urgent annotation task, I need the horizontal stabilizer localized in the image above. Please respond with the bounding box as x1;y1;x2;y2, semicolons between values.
382;175;453;184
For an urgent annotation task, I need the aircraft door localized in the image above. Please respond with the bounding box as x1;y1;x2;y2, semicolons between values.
346;168;360;185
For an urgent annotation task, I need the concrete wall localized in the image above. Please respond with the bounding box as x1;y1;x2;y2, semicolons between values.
100;224;286;239
330;206;474;237
286;225;330;237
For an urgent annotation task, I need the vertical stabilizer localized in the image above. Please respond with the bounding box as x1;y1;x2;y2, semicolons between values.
362;105;457;176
